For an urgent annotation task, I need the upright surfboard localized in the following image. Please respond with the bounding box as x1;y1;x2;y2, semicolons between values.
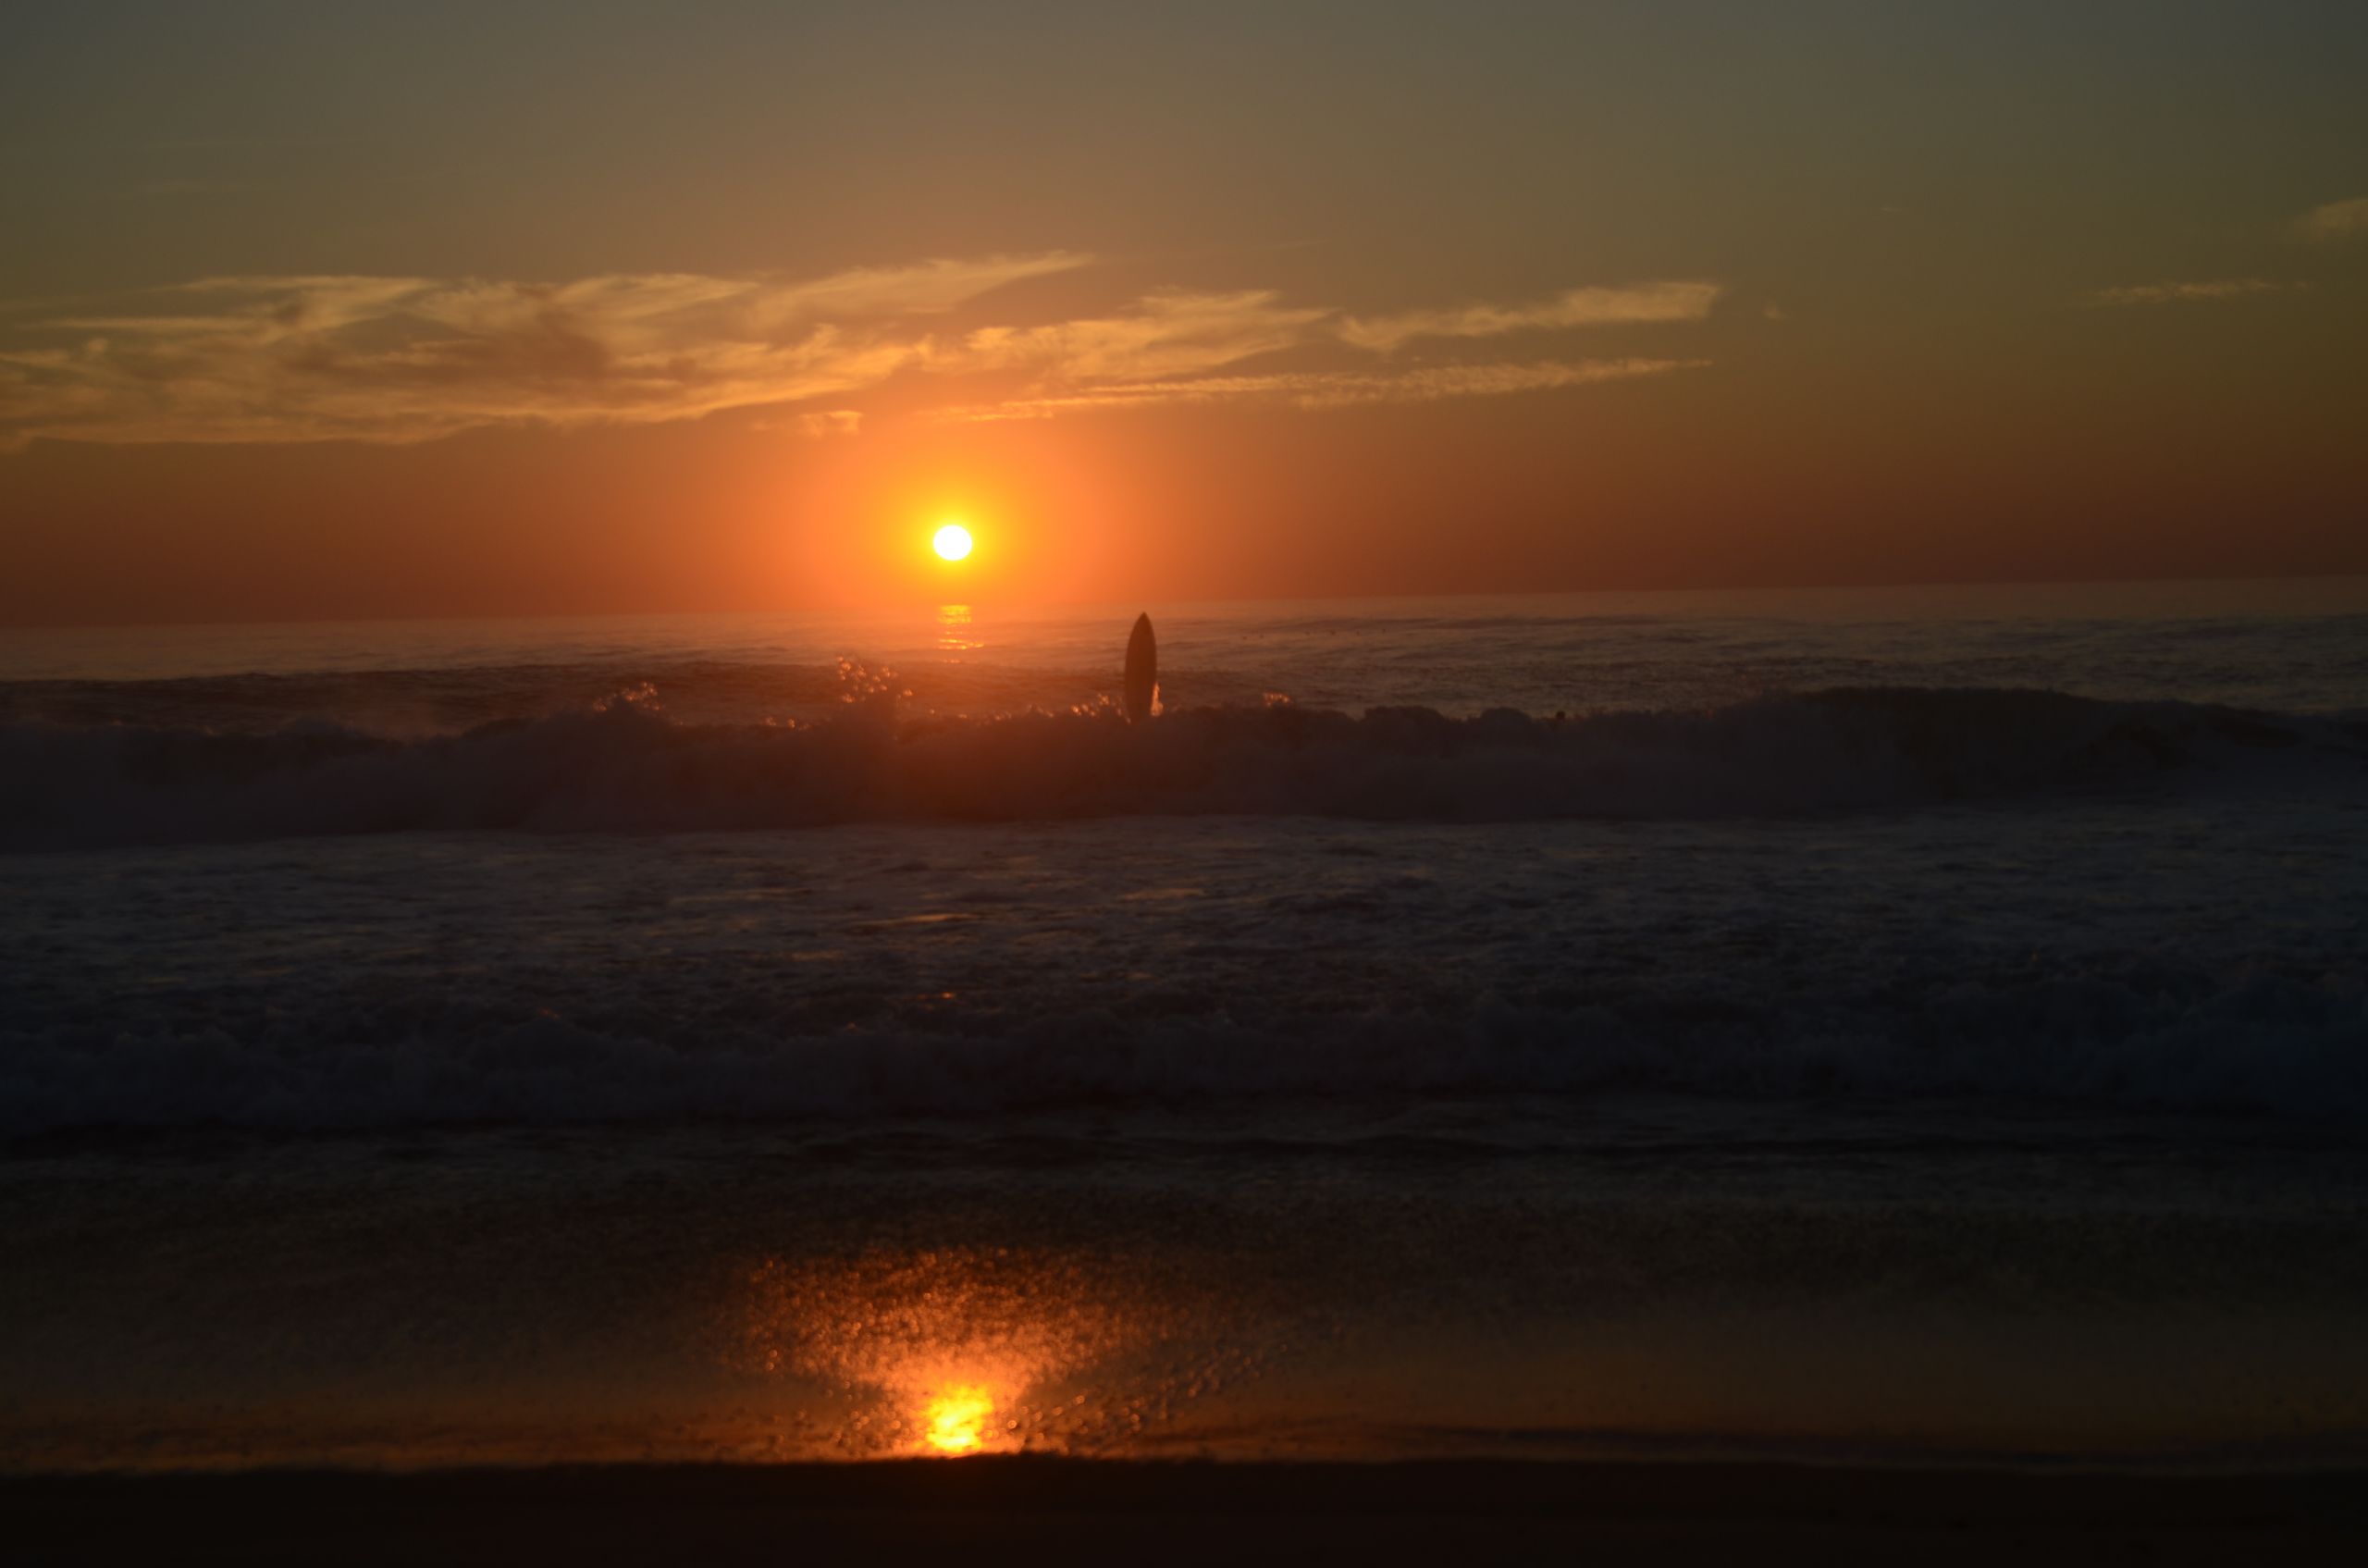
1124;612;1157;723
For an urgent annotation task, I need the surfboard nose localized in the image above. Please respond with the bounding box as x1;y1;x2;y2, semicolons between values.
1124;612;1157;724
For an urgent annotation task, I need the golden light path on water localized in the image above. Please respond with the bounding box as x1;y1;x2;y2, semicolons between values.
935;602;982;652
921;1387;995;1454
730;1247;1215;1458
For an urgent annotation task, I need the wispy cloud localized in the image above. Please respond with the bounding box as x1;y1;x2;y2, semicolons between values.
2084;278;2296;307
0;258;1715;445
790;409;863;438
935;358;1708;422
958;290;1332;381
744;255;1098;327
2296;196;2368;241
0;257;1088;445
1339;282;1720;352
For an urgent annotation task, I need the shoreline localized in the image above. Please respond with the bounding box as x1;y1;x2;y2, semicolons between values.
8;1458;2365;1562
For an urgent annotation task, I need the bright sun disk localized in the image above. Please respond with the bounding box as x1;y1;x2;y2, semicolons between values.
933;523;974;562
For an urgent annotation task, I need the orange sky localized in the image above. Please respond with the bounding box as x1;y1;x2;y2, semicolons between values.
3;3;2364;623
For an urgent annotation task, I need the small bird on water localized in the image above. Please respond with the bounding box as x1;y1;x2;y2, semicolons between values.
1124;612;1157;723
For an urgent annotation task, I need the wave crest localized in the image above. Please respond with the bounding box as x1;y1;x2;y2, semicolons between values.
0;687;2350;849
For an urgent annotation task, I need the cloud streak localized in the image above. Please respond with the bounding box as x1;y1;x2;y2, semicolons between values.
959;290;1334;381
2296;196;2368;241
1339;282;1720;351
1;258;1715;445
2084;278;2295;307
935;359;1708;422
0;257;1088;446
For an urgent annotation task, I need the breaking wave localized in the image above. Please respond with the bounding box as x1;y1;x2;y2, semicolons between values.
2;686;2357;849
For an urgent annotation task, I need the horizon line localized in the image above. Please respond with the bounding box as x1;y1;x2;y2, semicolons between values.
5;568;2365;636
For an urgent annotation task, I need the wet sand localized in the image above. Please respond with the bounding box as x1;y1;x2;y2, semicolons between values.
7;1459;2365;1564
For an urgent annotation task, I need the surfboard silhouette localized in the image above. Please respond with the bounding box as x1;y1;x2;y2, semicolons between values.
1124;612;1157;723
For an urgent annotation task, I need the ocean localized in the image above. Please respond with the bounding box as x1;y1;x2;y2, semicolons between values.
4;579;2366;1473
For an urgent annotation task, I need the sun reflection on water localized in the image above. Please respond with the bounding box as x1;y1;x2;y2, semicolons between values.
936;603;983;653
732;1247;1173;1458
920;1386;995;1454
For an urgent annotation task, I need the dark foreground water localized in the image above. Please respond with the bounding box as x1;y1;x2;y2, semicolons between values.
3;582;2365;1470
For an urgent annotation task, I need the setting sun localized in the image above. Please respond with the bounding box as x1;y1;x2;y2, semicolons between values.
932;523;974;562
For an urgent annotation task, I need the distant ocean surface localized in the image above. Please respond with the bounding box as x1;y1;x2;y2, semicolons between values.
4;580;2366;850
9;577;2368;715
5;580;2367;1471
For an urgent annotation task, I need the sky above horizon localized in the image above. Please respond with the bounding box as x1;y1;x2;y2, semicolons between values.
4;1;2365;624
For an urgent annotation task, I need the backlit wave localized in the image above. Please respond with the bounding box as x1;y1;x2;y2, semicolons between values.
0;687;2353;851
